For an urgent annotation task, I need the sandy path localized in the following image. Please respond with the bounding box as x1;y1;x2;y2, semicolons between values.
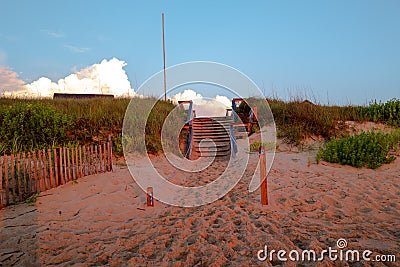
0;144;399;266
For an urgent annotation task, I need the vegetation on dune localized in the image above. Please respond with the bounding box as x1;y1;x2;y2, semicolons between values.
0;97;399;163
249;141;277;152
317;130;400;169
0;97;176;156
236;97;399;146
366;98;400;126
122;98;180;155
0;102;70;154
267;99;370;145
238;97;400;168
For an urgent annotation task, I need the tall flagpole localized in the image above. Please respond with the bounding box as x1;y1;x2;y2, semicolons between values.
162;13;167;101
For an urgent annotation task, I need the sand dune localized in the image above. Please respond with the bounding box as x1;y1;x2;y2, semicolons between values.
0;138;399;266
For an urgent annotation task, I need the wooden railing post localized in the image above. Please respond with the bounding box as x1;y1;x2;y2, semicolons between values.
27;152;32;194
259;145;268;205
252;106;258;122
71;148;76;180
54;148;59;186
42;149;48;190
16;153;22;202
83;146;87;176
107;135;113;171
79;146;83;178
62;148;66;183
10;154;16;202
0;157;3;208
4;155;9;205
38;150;43;191
48;149;54;189
22;152;27;198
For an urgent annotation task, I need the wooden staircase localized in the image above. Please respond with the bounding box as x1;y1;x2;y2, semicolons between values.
190;117;233;160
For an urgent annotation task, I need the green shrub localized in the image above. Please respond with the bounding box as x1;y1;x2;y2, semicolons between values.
249;141;277;152
122;98;179;154
0;102;71;154
367;98;400;126
0;97;178;155
317;130;400;169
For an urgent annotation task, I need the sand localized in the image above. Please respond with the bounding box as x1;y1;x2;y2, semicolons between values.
0;137;399;266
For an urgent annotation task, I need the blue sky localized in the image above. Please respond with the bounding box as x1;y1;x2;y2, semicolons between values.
1;0;399;104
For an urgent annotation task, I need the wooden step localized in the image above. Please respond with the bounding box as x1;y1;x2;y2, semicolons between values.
192;137;231;142
194;146;230;152
193;132;229;138
193;128;228;133
190;116;234;160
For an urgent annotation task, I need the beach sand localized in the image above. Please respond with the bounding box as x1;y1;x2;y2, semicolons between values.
0;137;399;266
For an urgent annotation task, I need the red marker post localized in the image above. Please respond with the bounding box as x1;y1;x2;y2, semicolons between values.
147;187;154;207
259;146;268;205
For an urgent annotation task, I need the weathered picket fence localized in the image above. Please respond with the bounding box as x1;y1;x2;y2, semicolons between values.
0;137;113;207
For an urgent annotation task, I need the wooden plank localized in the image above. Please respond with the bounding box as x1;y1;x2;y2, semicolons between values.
32;151;38;192
38;150;42;191
67;148;71;182
92;145;95;174
22;152;27;198
54;148;59;187
105;142;109;172
42;149;48;190
93;145;96;174
86;146;89;175
75;147;78;179
89;146;93;175
82;146;86;176
108;135;113;171
0;157;3;207
48;149;54;188
63;147;67;184
85;146;89;175
10;154;16;203
99;144;103;173
79;146;83;178
58;148;63;185
37;150;43;191
60;147;67;184
103;143;107;172
16;153;22;202
59;148;63;185
4;155;9;205
94;145;98;174
27;152;32;194
71;147;76;180
104;143;107;172
75;147;79;178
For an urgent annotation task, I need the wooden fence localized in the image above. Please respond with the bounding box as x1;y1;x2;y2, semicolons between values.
0;137;113;207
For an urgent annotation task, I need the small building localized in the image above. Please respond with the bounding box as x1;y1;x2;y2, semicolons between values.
53;93;114;99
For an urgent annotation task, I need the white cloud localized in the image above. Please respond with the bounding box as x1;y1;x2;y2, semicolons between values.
41;29;65;38
170;89;203;103
170;89;231;117
64;44;90;53
0;66;25;96
4;58;136;98
0;49;7;65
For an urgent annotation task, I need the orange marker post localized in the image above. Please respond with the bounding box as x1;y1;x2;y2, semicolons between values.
147;187;154;207
259;145;268;205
